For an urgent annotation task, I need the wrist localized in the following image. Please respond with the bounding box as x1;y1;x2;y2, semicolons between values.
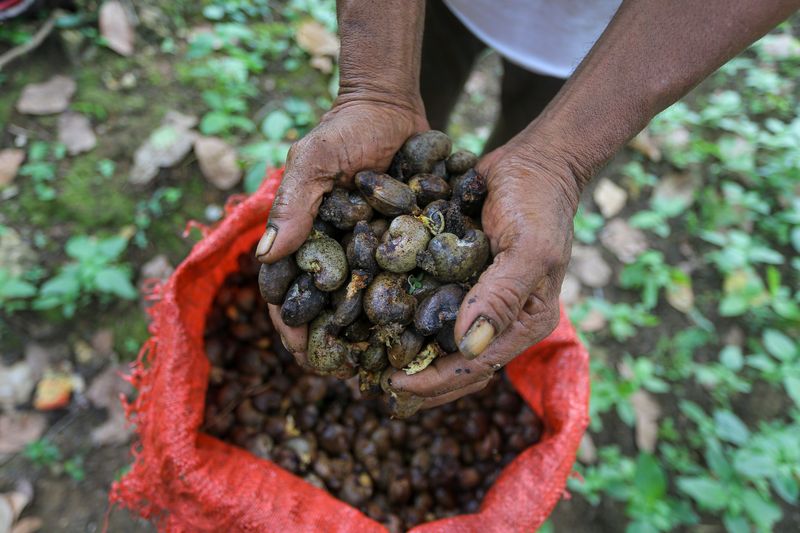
334;78;425;119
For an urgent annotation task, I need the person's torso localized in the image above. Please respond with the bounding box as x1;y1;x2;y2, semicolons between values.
444;0;622;78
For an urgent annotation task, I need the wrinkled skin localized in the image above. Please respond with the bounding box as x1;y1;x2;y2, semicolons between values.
383;142;577;414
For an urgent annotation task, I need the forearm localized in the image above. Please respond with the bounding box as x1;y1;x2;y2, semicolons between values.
520;0;799;187
336;0;425;111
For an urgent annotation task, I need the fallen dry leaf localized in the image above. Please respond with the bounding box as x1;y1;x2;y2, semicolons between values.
579;307;606;333
0;480;33;533
0;149;25;188
130;111;198;184
570;245;612;288
57;112;97;156
194;136;242;190
653;172;698;209
140;254;174;282
296;20;339;57
0;412;46;455
631;390;661;453
11;517;43;533
33;371;79;410
559;274;581;306
16;75;77;115
600;218;648;264
296;19;339;73
0;362;35;407
666;278;694;313
87;364;134;445
593;178;628;218
577;433;597;464
0;228;36;277
91;329;115;357
99;0;135;56
628;129;662;162
761;33;800;60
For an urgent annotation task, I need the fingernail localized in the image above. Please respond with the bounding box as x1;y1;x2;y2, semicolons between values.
255;225;277;259
459;316;495;359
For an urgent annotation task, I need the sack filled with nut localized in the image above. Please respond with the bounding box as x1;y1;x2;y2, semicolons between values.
259;131;496;400
111;167;590;533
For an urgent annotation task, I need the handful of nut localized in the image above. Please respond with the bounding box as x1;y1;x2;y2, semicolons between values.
259;131;489;397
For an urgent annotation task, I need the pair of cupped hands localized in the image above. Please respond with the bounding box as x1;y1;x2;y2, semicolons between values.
256;93;580;414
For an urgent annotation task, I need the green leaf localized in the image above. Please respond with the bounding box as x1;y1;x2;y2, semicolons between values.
772;471;799;504
791;227;800;253
203;4;225;20
625;521;659;533
97;236;129;260
244;160;268;193
200;112;233;135
261;110;293;141
763;329;796;360
95;267;137;299
677;477;728;510
633;453;666;502
720;346;744;371
733;450;775;478
722;513;750;533
714;410;750;445
65;236;97;260
1;278;37;299
741;489;782;529
782;375;800;409
39;271;80;296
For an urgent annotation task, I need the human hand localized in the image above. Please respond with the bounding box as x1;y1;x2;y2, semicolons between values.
256;94;428;367
382;139;582;416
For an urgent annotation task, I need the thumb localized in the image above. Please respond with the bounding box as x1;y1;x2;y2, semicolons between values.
453;244;540;359
255;156;333;265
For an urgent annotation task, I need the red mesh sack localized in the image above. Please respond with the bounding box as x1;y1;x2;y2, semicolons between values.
111;168;590;532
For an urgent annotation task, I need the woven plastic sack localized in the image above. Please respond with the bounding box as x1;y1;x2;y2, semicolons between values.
111;168;590;532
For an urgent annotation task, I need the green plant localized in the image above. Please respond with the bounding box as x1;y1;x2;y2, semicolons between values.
23;438;61;467
0;267;38;313
18;141;66;201
619;251;691;309
133;187;183;248
34;234;137;317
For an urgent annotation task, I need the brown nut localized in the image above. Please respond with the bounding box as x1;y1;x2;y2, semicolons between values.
363;272;417;326
417;229;490;282
330;270;370;328
307;311;357;378
421;199;466;237
375;215;431;274
400;130;452;175
414;284;465;336
406;272;442;302
319;187;374;230
387;328;425;369
296;230;349;291
355;171;418;216
408;174;451;206
450;168;487;215
445;150;478;175
281;273;327;326
258;257;299;305
346;221;379;275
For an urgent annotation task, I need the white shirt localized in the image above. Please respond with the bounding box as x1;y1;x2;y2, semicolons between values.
445;0;622;78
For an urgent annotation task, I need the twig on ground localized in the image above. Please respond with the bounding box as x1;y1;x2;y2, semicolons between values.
0;11;60;72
